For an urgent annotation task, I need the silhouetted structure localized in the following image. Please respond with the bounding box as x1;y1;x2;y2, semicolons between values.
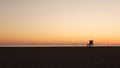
87;40;94;47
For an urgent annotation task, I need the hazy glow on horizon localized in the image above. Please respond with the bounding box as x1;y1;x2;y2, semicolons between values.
0;0;120;44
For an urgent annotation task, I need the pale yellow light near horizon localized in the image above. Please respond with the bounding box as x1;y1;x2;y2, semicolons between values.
0;0;120;44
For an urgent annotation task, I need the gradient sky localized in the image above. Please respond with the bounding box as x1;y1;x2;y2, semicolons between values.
0;0;120;45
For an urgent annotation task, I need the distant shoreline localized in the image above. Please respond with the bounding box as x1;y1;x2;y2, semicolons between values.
0;45;120;47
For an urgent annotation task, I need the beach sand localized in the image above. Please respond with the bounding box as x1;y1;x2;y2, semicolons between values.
0;47;120;68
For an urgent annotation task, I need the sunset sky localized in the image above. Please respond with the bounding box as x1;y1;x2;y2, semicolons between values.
0;0;120;45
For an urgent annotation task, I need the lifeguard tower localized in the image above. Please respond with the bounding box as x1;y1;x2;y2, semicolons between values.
87;40;94;47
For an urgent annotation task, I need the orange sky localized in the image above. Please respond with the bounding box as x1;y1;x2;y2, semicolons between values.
0;0;120;45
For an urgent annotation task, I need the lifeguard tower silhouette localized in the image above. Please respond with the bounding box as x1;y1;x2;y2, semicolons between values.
87;40;94;47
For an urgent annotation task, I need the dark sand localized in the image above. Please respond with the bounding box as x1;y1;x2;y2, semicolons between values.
0;47;120;68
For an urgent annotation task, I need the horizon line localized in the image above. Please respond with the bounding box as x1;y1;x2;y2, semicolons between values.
0;44;120;45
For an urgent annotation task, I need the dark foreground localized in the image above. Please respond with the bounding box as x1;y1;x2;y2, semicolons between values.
0;47;120;68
